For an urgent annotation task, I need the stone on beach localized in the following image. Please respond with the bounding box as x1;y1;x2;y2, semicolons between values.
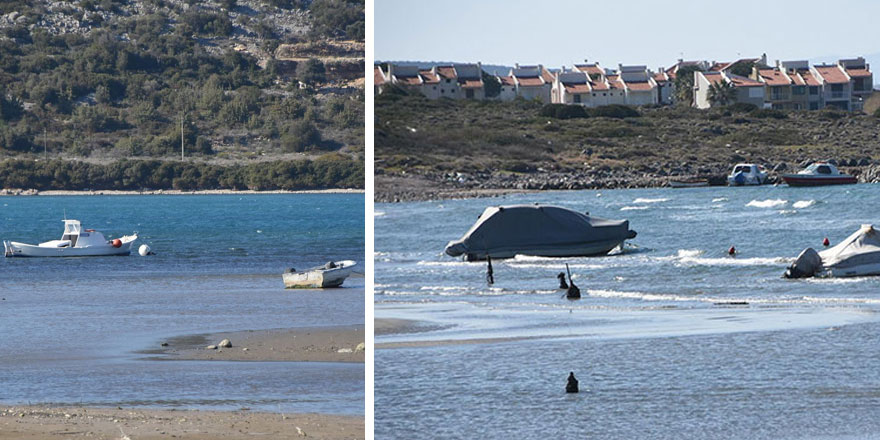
218;339;232;348
355;342;365;352
206;345;217;350
337;348;353;353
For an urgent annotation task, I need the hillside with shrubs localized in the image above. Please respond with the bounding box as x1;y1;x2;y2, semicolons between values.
376;90;880;201
0;0;364;190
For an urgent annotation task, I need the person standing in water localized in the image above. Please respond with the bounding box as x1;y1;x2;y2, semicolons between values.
566;372;579;393
486;255;494;286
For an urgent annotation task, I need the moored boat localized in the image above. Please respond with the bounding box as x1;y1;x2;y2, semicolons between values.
781;162;857;186
727;163;767;186
283;260;357;288
785;225;880;278
444;204;637;261
3;219;136;257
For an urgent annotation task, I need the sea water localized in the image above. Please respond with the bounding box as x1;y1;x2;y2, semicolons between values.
0;194;364;415
375;184;880;438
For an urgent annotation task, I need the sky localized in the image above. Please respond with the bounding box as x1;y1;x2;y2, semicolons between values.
375;0;880;70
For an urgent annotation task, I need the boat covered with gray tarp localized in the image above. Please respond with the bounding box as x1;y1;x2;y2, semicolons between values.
444;204;637;261
785;224;880;278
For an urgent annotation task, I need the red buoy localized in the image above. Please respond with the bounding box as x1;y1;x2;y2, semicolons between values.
112;239;122;248
728;246;736;256
823;237;830;246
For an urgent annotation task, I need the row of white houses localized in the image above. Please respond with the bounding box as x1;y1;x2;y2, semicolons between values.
375;56;874;111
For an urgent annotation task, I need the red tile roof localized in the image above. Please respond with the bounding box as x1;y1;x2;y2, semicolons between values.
498;76;516;86
419;70;440;84
653;72;669;83
726;74;762;87
701;71;726;86
459;79;482;89
800;71;821;86
846;68;872;78
757;69;791;86
436;66;456;79
710;62;730;71
517;77;545;87
374;66;385;85
789;72;806;86
575;64;604;76
541;68;555;83
590;81;609;91
605;75;625;89
814;65;849;84
625;81;654;91
564;84;591;93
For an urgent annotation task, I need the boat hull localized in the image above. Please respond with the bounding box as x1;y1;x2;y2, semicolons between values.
781;175;857;186
462;239;627;262
283;260;356;288
4;240;134;257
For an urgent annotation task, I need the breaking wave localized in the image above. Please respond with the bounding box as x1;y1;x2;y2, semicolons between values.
746;199;787;208
621;206;649;211
633;197;669;204
793;200;816;209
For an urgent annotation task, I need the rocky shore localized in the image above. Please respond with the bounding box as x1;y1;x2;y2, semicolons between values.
376;162;880;203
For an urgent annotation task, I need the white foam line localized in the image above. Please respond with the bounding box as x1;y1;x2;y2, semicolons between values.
746;199;787;208
633;197;669;204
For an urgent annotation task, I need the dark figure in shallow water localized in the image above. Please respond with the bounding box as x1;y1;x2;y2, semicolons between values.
566;372;579;393
557;272;568;289
565;264;580;299
486;255;494;286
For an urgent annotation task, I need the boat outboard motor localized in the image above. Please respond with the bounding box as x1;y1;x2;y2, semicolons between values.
784;247;822;279
733;172;746;186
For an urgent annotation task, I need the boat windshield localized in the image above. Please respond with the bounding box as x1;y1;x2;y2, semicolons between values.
734;165;751;173
816;165;832;174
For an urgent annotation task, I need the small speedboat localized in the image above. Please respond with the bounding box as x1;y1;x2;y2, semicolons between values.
781;162;857;186
727;163;767;186
785;225;880;278
444;204;637;261
4;219;136;257
283;260;357;288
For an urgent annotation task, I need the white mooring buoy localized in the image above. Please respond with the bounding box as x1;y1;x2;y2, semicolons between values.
138;244;152;256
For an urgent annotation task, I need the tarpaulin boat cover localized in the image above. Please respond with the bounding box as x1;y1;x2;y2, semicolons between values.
786;225;880;278
820;225;880;271
444;204;634;259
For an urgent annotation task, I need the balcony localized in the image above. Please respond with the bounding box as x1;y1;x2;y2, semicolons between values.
830;91;848;100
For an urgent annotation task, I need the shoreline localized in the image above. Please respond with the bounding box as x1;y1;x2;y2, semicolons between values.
0;405;364;440
142;325;366;363
2;188;364;196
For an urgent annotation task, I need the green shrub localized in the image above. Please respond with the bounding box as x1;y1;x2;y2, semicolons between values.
588;104;640;119
750;108;787;119
728;102;758;113
539;104;588;119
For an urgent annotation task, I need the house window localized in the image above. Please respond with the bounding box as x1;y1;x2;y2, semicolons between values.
809;86;819;95
809;102;819;110
592;93;596;97
433;86;437;90
792;86;805;95
831;84;843;92
574;95;581;103
603;93;606;96
441;89;444;94
466;89;474;99
446;79;451;83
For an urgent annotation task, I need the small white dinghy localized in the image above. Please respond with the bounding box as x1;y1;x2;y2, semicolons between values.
3;219;137;258
283;260;357;288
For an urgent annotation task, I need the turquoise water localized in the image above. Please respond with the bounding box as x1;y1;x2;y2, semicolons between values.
375;185;880;438
0;194;364;415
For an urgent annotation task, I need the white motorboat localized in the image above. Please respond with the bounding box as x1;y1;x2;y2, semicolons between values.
785;225;880;278
781;162;857;187
444;204;637;261
283;260;357;288
727;163;767;186
3;219;137;258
